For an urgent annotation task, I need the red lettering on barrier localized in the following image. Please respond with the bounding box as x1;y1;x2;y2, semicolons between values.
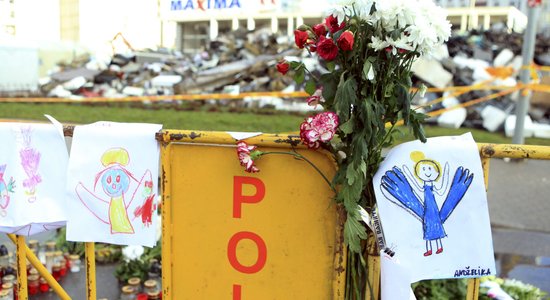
233;176;265;219
233;284;242;300
227;231;267;274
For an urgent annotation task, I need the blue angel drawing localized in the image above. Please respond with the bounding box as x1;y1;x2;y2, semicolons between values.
380;151;474;257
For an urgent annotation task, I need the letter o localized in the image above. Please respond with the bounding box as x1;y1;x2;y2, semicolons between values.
227;231;267;274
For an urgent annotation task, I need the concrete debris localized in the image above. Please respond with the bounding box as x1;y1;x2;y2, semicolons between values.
412;58;453;89
419;25;550;139
5;24;550;137
481;105;508;132
505;115;534;138
437;107;467;129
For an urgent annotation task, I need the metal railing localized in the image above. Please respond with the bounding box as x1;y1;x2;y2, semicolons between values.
7;130;550;299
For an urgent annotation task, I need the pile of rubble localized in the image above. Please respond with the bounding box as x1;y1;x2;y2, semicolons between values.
412;25;550;139
38;25;550;138
40;28;300;102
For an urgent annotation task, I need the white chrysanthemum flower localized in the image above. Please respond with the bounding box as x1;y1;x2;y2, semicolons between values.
369;36;390;51
326;7;347;24
388;33;414;52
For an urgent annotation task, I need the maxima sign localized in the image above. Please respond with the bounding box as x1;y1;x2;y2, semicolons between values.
163;0;280;20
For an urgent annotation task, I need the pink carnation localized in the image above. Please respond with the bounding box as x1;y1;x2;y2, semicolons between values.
299;112;339;149
307;87;325;107
236;141;260;173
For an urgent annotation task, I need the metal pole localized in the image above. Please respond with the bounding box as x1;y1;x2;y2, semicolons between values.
512;5;540;144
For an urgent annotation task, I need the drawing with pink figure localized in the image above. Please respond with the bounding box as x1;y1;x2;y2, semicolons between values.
75;147;156;234
19;127;41;202
0;165;15;217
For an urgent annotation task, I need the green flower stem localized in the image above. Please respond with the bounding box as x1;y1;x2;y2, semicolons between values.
260;151;337;194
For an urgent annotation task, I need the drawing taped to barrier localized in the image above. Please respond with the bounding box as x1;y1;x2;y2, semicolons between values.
0;120;68;236
374;133;495;282
66;122;162;247
380;151;474;257
18;126;42;202
0;165;15;216
75;147;155;234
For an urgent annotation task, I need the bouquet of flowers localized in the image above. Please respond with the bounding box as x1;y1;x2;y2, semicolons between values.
239;0;451;297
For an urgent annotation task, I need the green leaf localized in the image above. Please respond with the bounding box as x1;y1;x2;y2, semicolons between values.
339;115;355;135
326;61;336;72
305;78;316;95
334;76;357;122
359;160;367;177
289;61;302;69
320;73;338;106
344;211;367;253
294;67;305;84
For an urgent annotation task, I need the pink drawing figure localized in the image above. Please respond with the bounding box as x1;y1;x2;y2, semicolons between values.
75;147;155;234
19;127;41;202
0;165;16;217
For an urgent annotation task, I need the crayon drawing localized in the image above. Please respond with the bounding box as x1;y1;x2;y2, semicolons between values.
18;127;41;202
0;165;15;216
380;151;473;256
374;133;495;282
75;147;156;234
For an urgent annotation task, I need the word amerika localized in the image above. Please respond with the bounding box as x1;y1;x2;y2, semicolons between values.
229;176;267;300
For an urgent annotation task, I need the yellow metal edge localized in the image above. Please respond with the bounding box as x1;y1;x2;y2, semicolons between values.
464;157;491;300
7;234;71;299
161;142;173;300
16;235;28;300
158;130;305;149
466;278;481;300
365;234;380;300
333;206;347;300
85;242;96;300
478;143;550;159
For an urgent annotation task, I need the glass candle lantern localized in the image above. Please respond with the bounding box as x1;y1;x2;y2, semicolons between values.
28;275;39;295
39;277;49;293
128;277;141;294
143;280;158;295
120;286;136;300
59;258;67;277
45;241;56;252
2;274;14;285
69;255;80;273
52;263;61;281
0;290;10;300
147;291;160;300
44;252;54;273
2;282;13;299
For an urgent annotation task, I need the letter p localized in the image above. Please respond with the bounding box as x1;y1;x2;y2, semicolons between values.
233;176;265;219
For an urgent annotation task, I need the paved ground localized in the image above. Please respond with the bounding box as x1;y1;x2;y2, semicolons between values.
488;158;550;293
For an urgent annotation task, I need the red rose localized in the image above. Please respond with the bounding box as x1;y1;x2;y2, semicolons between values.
276;60;290;75
312;23;327;37
316;36;339;61
337;30;354;51
294;29;309;49
325;15;346;34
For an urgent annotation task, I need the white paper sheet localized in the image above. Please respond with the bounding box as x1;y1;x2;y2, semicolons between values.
0;122;68;235
381;253;416;300
374;133;496;282
66;122;162;247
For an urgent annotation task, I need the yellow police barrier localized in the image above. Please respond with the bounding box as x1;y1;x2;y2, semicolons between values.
158;130;346;299
6;128;550;300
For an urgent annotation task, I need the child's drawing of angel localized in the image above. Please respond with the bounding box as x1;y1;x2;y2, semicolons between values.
380;151;474;256
75;147;156;234
19;127;41;202
0;165;15;216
